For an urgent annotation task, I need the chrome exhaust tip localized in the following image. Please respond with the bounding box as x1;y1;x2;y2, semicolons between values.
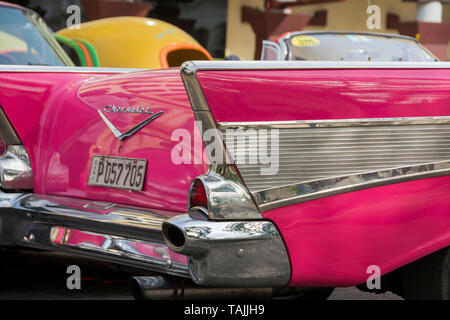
162;222;186;253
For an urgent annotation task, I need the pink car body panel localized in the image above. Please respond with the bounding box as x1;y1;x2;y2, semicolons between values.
196;68;450;286
0;69;208;212
0;72;99;193
196;69;450;122
265;176;450;287
1;66;450;287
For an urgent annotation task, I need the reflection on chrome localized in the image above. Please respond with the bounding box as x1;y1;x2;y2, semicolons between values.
189;165;261;220
50;226;188;273
0;145;33;189
182;220;278;241
162;213;291;287
0;191;189;277
20;195;166;236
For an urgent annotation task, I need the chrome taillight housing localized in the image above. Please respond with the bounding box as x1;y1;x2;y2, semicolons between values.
0;108;33;190
0;145;33;189
187;166;261;220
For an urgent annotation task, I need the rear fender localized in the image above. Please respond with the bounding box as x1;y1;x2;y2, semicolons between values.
180;60;450;286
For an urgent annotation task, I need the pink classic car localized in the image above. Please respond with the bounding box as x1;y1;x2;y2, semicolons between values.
1;1;450;300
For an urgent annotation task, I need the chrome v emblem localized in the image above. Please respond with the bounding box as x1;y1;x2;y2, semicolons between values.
98;109;163;141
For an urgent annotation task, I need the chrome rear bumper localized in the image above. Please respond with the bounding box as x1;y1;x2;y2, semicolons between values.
0;192;190;277
162;211;291;287
0;192;291;287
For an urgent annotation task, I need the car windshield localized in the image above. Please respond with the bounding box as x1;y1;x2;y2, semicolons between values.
0;6;73;66
283;33;438;62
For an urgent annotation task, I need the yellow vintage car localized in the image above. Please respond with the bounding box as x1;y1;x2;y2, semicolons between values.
57;16;212;69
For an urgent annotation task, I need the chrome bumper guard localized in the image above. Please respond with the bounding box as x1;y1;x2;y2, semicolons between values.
0;192;291;287
162;209;291;287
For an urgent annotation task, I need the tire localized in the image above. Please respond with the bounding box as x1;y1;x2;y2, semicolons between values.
403;246;450;300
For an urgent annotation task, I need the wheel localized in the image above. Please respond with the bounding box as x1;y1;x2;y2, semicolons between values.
403;246;450;300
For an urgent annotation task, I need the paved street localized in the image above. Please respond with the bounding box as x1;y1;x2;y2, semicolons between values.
0;249;402;300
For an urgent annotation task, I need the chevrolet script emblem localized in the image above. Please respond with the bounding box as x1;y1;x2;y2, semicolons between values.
98;107;163;141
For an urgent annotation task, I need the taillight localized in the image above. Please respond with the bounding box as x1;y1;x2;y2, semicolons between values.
188;179;207;209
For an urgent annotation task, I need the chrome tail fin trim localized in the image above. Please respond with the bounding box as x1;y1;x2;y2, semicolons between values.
180;61;261;220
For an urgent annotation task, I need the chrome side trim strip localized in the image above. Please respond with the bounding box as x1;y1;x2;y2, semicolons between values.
0;65;144;73
218;116;450;130
181;60;450;71
255;161;450;212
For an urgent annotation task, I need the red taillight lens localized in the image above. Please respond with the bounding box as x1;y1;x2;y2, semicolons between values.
189;179;207;208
